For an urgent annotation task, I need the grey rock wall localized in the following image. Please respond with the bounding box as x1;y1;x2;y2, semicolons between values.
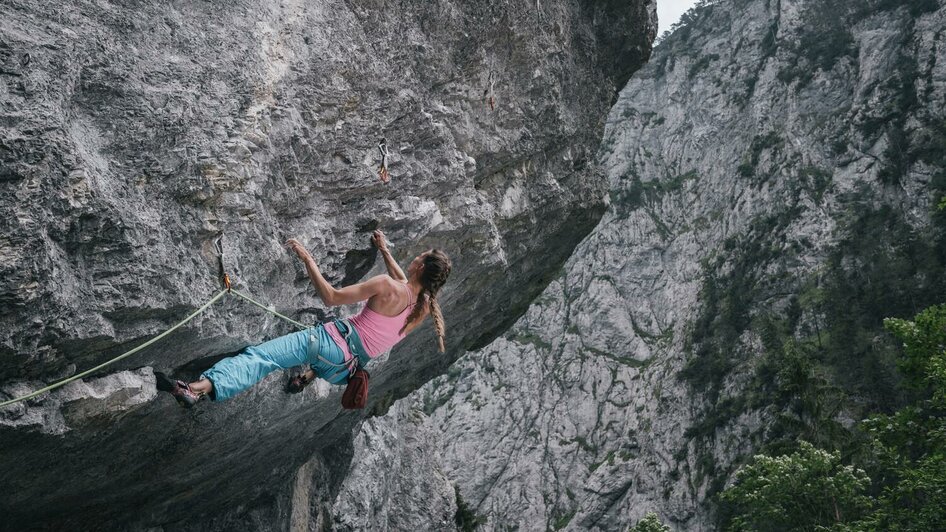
0;0;655;529
334;402;459;531
337;0;946;530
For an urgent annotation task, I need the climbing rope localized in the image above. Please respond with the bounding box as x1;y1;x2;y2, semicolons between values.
229;289;309;330
0;283;313;408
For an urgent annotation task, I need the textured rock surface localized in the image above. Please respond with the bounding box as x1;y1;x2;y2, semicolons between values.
333;402;458;531
2;367;156;435
0;0;654;528
339;0;946;530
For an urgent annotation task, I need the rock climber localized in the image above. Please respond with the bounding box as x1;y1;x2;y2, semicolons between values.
155;230;451;407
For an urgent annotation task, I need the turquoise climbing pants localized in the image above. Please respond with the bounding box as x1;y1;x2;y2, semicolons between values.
201;324;351;401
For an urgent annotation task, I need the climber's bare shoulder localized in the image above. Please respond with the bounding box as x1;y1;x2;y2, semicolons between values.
362;275;410;313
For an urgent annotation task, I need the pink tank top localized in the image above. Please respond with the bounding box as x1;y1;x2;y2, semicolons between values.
324;282;415;360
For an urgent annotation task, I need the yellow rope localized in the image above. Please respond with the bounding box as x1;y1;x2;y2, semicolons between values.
0;285;313;408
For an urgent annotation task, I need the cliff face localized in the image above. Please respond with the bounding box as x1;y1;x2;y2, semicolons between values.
340;0;946;529
0;0;655;528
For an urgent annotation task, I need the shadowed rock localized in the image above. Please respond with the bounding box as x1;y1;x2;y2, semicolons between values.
0;0;655;528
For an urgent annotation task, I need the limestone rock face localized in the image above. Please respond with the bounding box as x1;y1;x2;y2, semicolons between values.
0;0;654;528
2;367;156;435
338;0;946;529
333;402;458;531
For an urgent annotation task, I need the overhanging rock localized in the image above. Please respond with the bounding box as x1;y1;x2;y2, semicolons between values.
0;0;655;528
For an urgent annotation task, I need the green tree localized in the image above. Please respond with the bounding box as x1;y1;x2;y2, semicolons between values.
721;304;946;531
454;485;485;531
882;304;946;392
629;512;671;532
851;306;946;530
720;441;872;531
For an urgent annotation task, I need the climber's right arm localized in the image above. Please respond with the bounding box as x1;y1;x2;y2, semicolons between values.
286;239;385;306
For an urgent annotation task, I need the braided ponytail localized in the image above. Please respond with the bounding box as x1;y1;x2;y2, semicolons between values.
429;295;446;353
400;286;429;337
399;249;451;352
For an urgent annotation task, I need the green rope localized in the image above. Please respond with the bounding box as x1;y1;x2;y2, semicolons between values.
229;289;310;330
0;285;313;409
0;289;229;408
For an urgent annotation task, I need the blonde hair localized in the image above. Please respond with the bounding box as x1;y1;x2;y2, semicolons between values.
400;249;451;352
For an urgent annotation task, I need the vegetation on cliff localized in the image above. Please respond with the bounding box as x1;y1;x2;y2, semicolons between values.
721;303;946;530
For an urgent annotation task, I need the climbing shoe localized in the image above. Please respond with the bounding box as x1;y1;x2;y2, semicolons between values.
155;371;200;408
286;370;315;394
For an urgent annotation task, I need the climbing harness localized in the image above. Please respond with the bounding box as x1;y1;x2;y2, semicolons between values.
377;137;390;183
0;278;316;409
311;318;370;382
332;318;371;409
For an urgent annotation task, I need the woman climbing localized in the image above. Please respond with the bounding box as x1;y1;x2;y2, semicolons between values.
155;230;451;407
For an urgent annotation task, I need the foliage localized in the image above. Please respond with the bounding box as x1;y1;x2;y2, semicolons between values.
751;337;849;452
689;53;720;79
681;201;946;510
629;512;671;532
721;304;946;531
852;305;946;530
658;0;723;44
874;35;921;185
680;207;802;398
777;2;857;86
849;4;946;187
721;442;873;531
454;485;486;532
856;409;946;530
817;205;946;405
773;0;937;88
550;508;577;530
611;170;699;217
798;166;832;203
737;132;783;179
883;305;946;390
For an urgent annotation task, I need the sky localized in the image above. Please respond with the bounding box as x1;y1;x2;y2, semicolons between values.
657;0;701;36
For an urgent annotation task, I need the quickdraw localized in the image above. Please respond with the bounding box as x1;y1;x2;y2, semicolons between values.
378;137;390;183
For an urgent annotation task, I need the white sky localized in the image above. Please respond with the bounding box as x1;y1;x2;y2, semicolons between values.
657;0;701;36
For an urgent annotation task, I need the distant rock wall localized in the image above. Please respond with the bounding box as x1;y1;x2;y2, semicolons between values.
0;0;654;528
339;0;946;529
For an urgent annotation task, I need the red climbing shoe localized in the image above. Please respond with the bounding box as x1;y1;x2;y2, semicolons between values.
155;372;200;408
286;369;315;394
